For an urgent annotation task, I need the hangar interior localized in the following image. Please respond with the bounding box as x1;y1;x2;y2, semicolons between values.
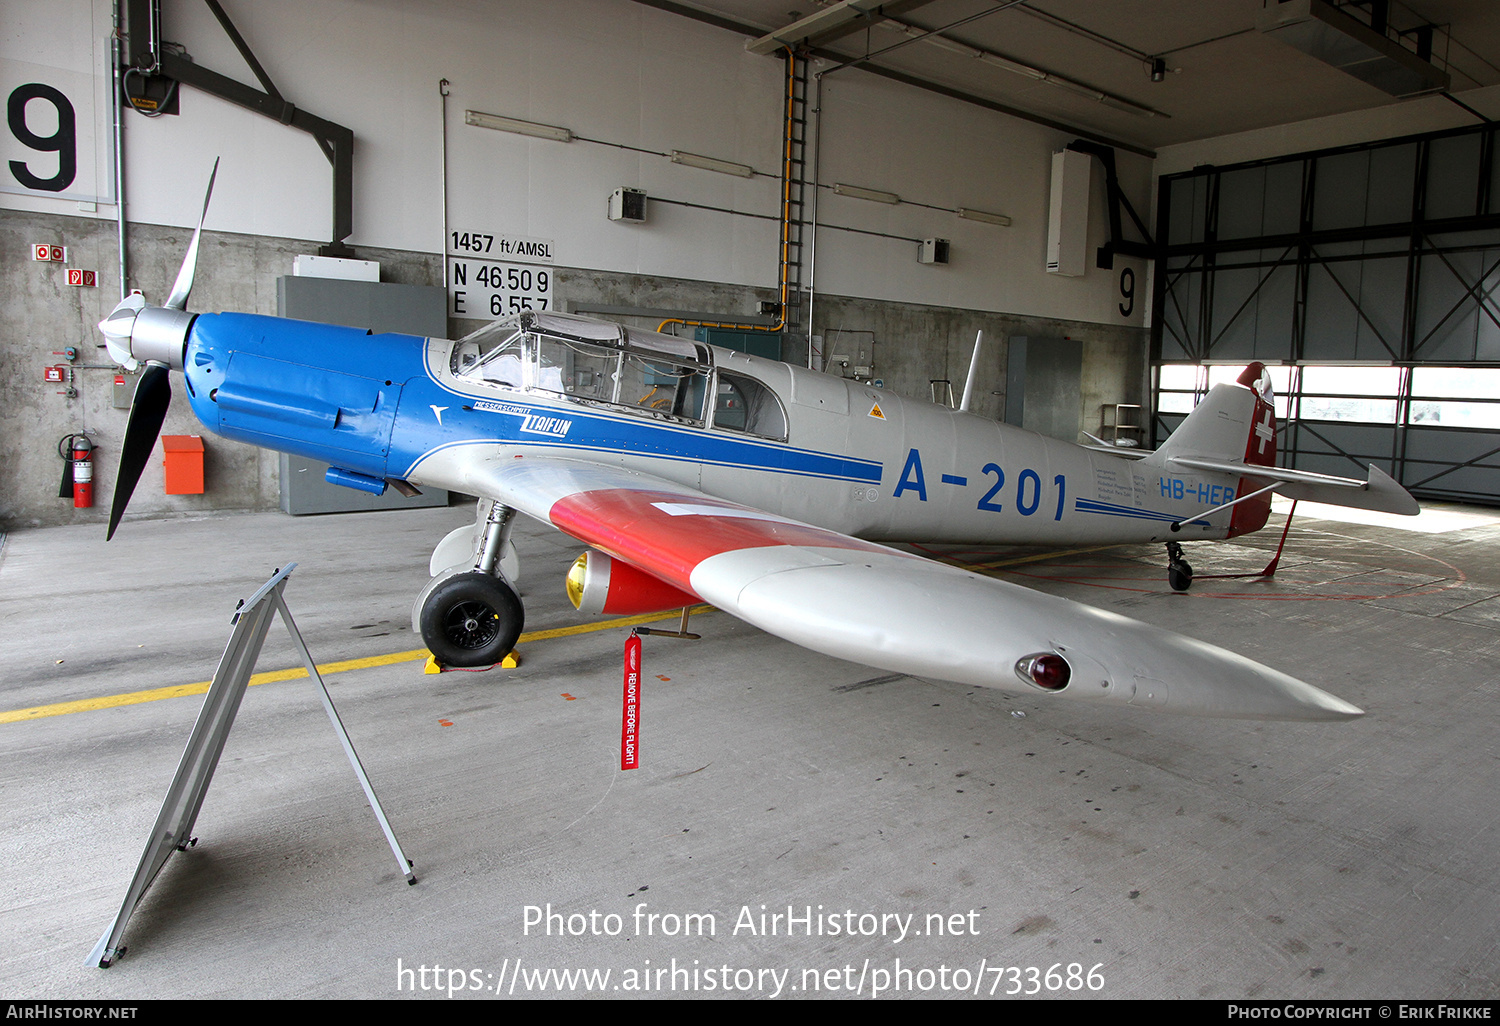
4;0;1500;1001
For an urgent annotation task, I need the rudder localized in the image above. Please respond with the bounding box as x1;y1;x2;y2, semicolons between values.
1150;363;1277;536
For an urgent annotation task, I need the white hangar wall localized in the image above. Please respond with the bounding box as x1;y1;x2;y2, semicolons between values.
5;0;1148;321
2;0;1150;529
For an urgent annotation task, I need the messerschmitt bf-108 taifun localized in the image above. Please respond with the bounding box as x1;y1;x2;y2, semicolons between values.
99;168;1418;724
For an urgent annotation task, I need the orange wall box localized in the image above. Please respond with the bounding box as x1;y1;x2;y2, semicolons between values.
161;435;205;494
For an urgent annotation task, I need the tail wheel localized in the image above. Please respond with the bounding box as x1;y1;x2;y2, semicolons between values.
419;572;524;667
1165;541;1193;592
1168;560;1194;592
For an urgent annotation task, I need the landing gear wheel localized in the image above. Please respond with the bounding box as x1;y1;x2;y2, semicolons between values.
419;572;524;668
1165;541;1193;592
1168;560;1194;592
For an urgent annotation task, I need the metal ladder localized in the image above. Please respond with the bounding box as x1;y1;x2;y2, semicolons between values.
779;51;809;333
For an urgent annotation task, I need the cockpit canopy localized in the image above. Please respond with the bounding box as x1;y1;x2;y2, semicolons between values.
451;310;785;439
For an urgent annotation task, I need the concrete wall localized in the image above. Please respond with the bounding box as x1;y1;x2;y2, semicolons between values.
793;296;1143;432
0;208;440;530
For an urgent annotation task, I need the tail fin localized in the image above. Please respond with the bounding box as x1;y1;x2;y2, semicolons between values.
1152;363;1275;465
1149;363;1277;535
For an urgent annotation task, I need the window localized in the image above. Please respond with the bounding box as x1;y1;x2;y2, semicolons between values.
452;322;524;384
534;335;620;403
614;328;711;424
1409;367;1500;428
618;352;708;423
469;335;524;387
714;372;787;440
1298;366;1400;423
454;312;717;426
1156;364;1203;414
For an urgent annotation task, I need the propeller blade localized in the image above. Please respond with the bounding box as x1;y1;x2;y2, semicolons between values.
107;364;172;541
165;157;220;312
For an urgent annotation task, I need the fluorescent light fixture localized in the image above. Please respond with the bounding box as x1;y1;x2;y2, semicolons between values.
465;110;572;142
1049;76;1105;102
1098;93;1160;117
861;14;1166;118
918;32;982;60
670;151;755;178
833;183;900;205
956;207;1012;227
978;52;1048;81
1038;78;1164;119
746;0;906;56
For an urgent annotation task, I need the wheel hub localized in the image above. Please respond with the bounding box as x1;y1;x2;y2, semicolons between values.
445;599;500;649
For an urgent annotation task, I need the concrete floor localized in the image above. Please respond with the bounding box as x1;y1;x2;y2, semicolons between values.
2;501;1499;1000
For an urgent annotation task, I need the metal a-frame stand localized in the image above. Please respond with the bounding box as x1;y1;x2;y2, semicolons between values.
89;563;414;968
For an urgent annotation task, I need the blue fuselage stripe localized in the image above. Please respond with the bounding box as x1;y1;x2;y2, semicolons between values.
185;314;884;486
1075;498;1209;527
401;399;884;483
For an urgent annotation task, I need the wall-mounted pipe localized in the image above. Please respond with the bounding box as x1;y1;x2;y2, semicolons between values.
806;69;823;368
112;1;127;299
658;48;802;342
440;78;450;290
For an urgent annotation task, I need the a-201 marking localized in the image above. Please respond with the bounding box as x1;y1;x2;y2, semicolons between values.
894;449;1066;521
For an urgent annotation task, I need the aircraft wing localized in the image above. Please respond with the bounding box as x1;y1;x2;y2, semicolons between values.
1166;456;1419;515
462;455;1362;721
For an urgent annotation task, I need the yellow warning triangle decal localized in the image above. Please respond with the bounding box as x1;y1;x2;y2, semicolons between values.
869;402;885;420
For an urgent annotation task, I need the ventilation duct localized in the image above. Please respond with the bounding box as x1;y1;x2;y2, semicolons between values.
1257;0;1449;98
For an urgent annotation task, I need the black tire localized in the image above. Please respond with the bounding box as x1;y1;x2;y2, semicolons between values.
419;572;524;668
1168;560;1193;593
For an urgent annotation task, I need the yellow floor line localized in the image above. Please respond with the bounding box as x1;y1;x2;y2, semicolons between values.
945;544;1124;572
1;605;714;726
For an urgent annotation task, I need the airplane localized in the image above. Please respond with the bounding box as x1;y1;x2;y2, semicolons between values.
98;168;1420;723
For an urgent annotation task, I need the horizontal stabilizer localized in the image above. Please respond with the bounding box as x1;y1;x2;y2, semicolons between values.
1275;462;1419;515
1082;441;1151;459
1168;457;1419;516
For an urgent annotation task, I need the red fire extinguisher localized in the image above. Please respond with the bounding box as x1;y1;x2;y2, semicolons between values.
58;433;95;508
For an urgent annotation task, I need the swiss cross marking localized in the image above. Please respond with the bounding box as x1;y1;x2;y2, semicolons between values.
1254;406;1274;455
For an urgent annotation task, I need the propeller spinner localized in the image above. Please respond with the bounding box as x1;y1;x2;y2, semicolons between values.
100;159;218;540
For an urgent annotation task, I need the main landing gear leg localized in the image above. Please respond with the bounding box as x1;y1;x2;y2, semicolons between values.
416;503;524;668
1166;541;1194;593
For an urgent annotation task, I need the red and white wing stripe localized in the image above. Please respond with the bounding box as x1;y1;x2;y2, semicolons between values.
551;489;894;595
